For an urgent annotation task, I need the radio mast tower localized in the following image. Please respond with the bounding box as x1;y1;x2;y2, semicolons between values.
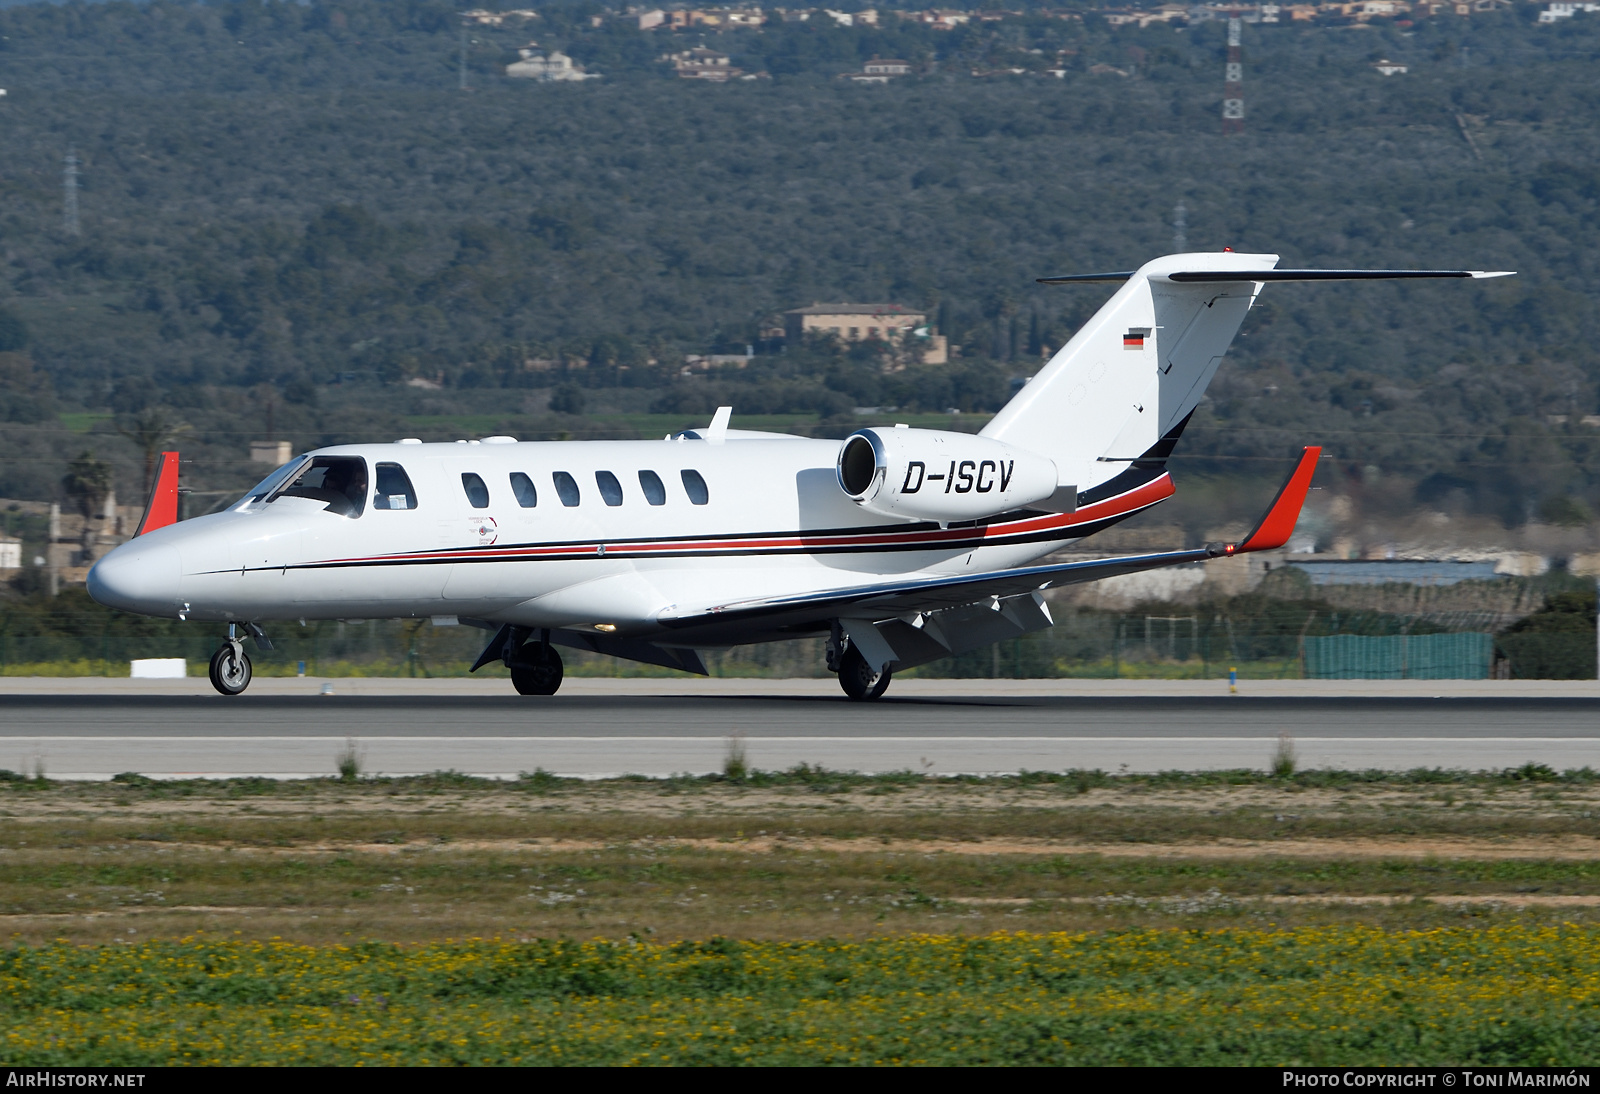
62;148;81;237
1173;200;1188;252
459;27;469;89
1222;17;1244;136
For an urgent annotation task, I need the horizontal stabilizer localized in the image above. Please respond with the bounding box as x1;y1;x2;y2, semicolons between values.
1167;269;1515;283
1040;268;1515;285
1034;271;1135;283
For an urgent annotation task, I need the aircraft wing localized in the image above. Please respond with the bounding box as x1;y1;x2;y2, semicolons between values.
659;446;1321;634
657;546;1215;631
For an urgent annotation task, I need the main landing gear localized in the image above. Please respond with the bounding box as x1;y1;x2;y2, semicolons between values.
510;640;564;696
828;625;892;702
471;625;566;696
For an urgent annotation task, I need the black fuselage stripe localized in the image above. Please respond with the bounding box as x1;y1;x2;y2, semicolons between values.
241;507;1154;576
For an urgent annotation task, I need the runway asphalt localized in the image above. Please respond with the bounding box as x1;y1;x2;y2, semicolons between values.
2;677;1596;778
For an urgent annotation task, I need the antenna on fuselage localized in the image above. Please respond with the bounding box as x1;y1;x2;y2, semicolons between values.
705;406;731;446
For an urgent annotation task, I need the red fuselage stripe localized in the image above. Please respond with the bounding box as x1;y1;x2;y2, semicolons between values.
296;474;1175;569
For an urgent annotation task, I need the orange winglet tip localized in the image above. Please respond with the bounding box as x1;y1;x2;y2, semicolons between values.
1233;446;1321;554
135;451;181;536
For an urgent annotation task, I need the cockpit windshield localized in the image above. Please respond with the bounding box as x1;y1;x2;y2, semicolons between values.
260;456;369;517
236;456;310;509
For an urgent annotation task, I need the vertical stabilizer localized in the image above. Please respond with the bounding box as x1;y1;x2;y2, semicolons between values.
981;251;1278;493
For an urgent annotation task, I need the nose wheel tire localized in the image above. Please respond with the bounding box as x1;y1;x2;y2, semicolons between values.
837;646;891;701
510;644;564;696
209;643;252;696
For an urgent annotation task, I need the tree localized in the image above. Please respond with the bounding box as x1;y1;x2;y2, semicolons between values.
62;452;115;552
549;384;587;416
117;407;190;495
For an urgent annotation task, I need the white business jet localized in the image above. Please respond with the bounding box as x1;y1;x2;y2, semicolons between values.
88;251;1511;698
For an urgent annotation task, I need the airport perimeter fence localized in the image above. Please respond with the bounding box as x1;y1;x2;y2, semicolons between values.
1;607;1592;679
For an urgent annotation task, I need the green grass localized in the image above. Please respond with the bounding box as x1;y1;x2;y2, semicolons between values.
56;412;113;433
5;928;1599;1065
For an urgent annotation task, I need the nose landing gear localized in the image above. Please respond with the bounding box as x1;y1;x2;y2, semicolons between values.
208;623;270;695
209;637;252;695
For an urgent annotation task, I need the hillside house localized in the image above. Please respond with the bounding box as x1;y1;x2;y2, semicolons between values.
506;49;600;81
783;303;946;365
665;48;744;80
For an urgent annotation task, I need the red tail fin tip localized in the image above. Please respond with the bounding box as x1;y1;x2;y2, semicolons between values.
135;451;181;536
1234;446;1321;554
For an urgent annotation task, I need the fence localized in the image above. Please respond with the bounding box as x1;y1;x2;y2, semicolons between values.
1303;633;1495;680
0;610;1591;679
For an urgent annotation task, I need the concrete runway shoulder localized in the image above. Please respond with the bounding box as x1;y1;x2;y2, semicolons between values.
2;677;1596;779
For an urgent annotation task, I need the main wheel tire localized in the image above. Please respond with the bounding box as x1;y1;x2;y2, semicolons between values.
837;646;891;701
208;643;252;696
510;645;564;696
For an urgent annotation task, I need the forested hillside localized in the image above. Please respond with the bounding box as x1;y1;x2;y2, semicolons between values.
0;0;1598;538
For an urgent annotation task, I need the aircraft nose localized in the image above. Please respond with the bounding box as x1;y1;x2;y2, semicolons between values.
88;542;182;615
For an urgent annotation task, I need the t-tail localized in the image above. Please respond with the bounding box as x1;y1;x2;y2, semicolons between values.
979;252;1514;500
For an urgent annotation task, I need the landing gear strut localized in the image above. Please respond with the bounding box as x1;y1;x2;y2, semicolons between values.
209;629;252;696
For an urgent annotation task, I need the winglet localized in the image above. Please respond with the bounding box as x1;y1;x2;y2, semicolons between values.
134;451;181;536
1211;446;1321;556
706;405;732;445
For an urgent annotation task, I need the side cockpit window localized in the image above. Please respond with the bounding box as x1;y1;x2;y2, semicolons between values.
510;472;538;508
373;463;418;511
275;456;368;517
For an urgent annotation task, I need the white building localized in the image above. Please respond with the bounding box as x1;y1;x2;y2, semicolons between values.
0;536;19;570
250;440;293;466
506;49;601;81
1540;2;1600;19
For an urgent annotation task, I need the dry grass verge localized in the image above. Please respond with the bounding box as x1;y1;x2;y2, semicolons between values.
2;768;1599;944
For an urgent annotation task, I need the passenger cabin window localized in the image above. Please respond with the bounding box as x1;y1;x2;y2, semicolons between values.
638;470;666;506
460;472;490;509
553;471;580;507
373;463;418;510
596;471;624;507
510;472;538;508
275;457;367;517
681;469;709;506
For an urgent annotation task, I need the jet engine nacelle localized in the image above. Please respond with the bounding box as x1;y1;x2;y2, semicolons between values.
836;427;1066;522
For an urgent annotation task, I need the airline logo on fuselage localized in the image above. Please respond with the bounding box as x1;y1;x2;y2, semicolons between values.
901;460;1015;495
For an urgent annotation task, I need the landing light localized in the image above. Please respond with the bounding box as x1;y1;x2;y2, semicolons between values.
593;623;617;632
